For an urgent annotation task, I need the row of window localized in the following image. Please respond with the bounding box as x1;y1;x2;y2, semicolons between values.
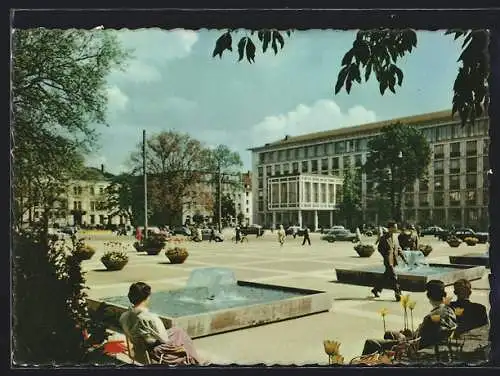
433;139;488;159
403;190;488;207
258;120;489;165
401;207;487;225
72;200;107;211
73;186;106;196
258;155;487;180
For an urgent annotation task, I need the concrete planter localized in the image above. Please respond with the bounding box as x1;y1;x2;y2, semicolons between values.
418;244;433;257
145;247;163;255
447;240;461;248
101;259;128;271
354;244;375;258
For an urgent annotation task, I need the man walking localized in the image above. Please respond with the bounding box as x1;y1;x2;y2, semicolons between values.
302;227;311;246
371;221;407;302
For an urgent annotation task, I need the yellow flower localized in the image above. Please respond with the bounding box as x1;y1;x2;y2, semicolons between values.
400;294;411;308
408;301;417;310
430;314;441;323
323;340;341;355
379;308;389;317
454;307;465;317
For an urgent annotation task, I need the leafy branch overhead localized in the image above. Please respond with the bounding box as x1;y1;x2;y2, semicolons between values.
212;28;490;126
212;29;292;63
334;29;415;95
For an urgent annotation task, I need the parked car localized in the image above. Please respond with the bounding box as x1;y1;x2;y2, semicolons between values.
200;228;224;242
48;228;69;240
420;226;445;237
286;226;306;237
321;229;359;243
320;225;345;234
171;226;192;236
241;224;264;236
448;228;489;244
60;226;78;235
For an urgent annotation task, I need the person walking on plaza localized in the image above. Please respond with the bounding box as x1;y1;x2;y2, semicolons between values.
371;221;408;302
209;227;216;243
235;226;242;244
277;224;286;247
302;227;311;246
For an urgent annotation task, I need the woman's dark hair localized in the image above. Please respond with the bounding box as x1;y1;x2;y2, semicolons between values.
128;282;152;305
425;280;446;302
453;278;472;299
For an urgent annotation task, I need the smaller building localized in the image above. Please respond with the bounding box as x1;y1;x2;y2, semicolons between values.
266;173;343;230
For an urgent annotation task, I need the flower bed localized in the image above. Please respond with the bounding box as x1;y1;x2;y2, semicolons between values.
464;237;479;246
165;247;189;264
447;236;462;248
418;244;433;257
144;233;167;255
101;251;129;271
74;244;96;261
133;241;145;252
354;244;375;258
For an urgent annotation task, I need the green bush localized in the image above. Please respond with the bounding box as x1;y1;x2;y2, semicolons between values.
12;225;105;364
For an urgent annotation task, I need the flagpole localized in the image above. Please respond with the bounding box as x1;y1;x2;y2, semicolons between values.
143;129;148;240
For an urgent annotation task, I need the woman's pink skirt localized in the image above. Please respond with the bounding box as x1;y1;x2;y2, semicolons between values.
150;327;201;365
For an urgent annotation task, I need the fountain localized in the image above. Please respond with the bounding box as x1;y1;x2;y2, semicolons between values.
87;267;333;338
449;247;490;268
335;250;486;291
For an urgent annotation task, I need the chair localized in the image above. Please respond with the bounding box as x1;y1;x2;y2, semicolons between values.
391;336;421;362
432;328;457;362
124;334;164;365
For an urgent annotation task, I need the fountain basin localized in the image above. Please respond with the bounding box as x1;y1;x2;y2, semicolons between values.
335;263;486;292
87;281;333;338
449;253;490;268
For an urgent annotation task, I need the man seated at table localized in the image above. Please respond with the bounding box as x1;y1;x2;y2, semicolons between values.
362;280;457;355
449;279;489;335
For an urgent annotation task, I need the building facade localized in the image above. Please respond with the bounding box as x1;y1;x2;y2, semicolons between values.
249;110;489;230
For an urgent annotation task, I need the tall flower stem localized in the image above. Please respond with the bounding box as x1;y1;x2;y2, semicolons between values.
383;316;386;333
410;310;414;335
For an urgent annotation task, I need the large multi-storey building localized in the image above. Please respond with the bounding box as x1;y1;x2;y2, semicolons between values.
249;110;489;230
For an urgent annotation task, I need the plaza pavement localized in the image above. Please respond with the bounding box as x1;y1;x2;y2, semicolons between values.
82;230;491;366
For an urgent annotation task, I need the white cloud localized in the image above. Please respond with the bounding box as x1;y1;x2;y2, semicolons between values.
110;29;199;83
164;96;197;112
106;85;129;112
251;99;377;145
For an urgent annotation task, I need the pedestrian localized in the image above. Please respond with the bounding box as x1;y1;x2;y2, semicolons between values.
209;227;216;243
302;227;311;246
371;221;408;302
277;224;286;247
235;226;241;243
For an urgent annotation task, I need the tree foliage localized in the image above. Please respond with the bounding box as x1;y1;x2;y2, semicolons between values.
130;131;211;225
104;173;138;225
12;228;104;364
364;123;431;222
339;166;362;229
12;29;128;228
212;28;489;126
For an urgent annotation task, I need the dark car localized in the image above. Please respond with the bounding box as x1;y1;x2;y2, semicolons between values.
449;228;489;244
171;226;192;236
61;226;78;235
420;226;445;237
241;224;264;236
200;228;224;242
286;226;306;237
321;229;359;243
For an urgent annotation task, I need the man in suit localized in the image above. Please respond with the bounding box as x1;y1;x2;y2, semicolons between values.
302;227;311;246
449;279;489;335
371;221;408;302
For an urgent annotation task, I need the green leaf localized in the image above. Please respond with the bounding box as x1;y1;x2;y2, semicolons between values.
258;30;265;42
341;49;354;66
394;66;403;85
262;31;271;52
274;31;285;49
271;38;278;54
379;79;388;95
246;38;256;63
237;37;247;61
335;66;350;94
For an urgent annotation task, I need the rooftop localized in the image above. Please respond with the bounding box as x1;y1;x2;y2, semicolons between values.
248;109;466;151
75;166;115;181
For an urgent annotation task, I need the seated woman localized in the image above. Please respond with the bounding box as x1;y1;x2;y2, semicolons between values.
449;279;489;335
362;280;457;355
119;282;201;365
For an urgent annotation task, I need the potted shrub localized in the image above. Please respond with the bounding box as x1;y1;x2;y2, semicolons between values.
73;242;96;261
143;233;167;255
354;244;375;258
447;236;462;248
133;241;145;252
101;251;129;271
464;236;479;246
418;244;433;257
165;246;189;264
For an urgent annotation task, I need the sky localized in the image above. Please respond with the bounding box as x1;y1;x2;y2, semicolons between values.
86;29;463;174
